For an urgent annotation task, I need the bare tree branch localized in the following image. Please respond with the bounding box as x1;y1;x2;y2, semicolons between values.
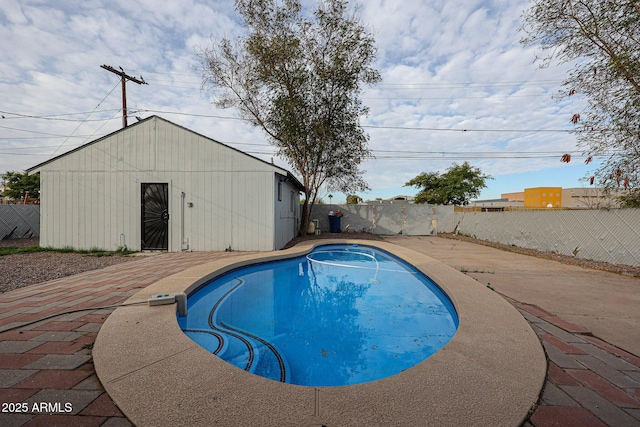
521;0;640;202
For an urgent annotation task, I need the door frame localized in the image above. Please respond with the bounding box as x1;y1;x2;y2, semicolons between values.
141;182;170;251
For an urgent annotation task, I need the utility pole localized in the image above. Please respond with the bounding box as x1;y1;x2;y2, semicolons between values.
100;64;148;128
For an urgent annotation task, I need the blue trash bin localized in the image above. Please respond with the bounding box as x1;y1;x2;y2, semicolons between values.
328;215;341;233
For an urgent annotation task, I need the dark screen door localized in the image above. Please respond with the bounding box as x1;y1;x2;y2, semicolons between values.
141;183;169;250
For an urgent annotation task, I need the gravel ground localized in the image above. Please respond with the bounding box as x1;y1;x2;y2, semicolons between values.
0;238;137;293
1;232;637;294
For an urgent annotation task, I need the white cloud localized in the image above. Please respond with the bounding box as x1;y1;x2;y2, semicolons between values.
0;0;592;200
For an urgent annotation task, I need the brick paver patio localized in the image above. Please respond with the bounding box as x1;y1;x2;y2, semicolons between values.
1;248;639;426
0;251;249;427
514;298;640;427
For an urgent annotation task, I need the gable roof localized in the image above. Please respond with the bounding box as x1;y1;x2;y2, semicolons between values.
26;115;305;191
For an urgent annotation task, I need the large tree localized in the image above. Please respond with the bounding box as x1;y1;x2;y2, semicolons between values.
197;0;380;234
1;171;40;201
520;1;640;201
404;162;492;205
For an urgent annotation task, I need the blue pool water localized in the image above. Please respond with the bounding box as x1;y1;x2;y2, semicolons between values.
178;244;458;386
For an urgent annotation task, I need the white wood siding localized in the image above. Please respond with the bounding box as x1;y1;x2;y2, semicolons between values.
273;174;301;249
36;117;290;251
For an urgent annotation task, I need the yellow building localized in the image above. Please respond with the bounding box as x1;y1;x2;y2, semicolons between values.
524;187;562;208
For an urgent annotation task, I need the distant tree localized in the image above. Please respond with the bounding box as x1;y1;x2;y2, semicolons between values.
619;189;640;208
1;171;40;201
197;0;380;235
405;162;491;205
346;194;361;204
520;1;640;196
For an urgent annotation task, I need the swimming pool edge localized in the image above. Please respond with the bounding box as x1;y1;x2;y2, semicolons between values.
93;239;546;427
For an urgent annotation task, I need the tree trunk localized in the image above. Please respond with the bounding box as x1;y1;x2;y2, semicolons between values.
299;198;311;236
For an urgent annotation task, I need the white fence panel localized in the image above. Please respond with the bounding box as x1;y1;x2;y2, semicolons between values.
310;204;455;235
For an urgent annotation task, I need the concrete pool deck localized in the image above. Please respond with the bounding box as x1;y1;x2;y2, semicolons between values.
92;239;545;426
0;235;638;426
386;236;640;426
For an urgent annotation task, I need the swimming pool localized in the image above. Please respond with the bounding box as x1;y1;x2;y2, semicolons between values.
178;244;458;386
95;239;546;426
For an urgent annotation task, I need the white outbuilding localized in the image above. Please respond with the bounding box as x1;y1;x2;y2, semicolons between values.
27;116;304;252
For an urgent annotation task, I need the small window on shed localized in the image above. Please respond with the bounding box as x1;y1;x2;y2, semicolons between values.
278;181;282;201
290;191;295;212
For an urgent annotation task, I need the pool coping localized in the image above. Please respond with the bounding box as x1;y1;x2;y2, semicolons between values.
93;239;546;426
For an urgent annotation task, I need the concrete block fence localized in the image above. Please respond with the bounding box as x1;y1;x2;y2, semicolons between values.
311;204;640;267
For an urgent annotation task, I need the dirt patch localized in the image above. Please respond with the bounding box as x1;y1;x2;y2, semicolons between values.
0;238;137;293
438;233;640;277
0;237;39;248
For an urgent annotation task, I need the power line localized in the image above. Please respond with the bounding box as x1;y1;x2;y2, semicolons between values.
361;124;572;133
76;109;123;147
363;94;552;100
236;151;601;161
0;144;83;151
0;135;96;140
0;152;52;156
134;109;575;133
125;69;563;87
0;141;596;157
127;69;198;78
2;130;601;159
0;109;121;121
96;69;568;98
373;79;563;87
4;104;576;133
48;81;120;159
0;124;86;137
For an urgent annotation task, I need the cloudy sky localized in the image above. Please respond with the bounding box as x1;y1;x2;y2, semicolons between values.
0;0;597;202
